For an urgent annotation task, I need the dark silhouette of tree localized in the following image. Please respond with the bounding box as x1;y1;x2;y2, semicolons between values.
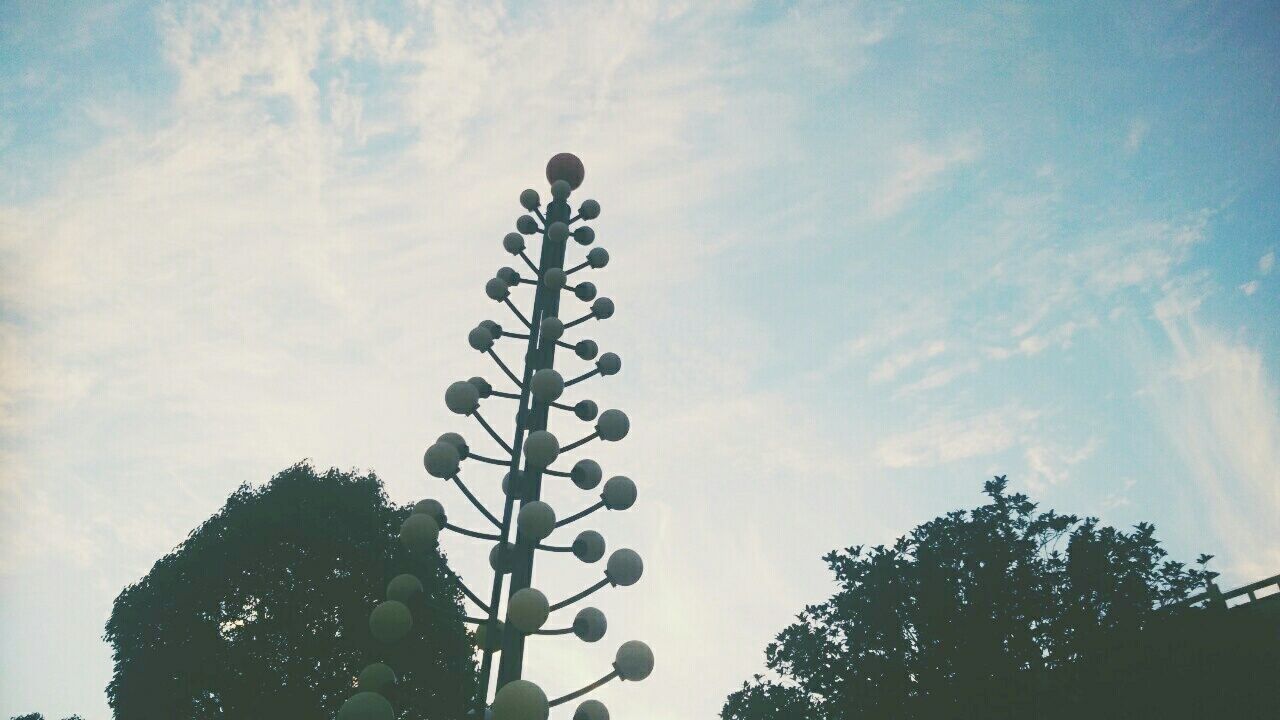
723;476;1275;720
8;714;83;720
104;463;477;720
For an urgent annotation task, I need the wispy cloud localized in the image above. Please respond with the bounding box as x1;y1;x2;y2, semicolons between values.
875;407;1037;469
870;138;981;218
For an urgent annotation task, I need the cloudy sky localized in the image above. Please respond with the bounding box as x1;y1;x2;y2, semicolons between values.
1;1;1278;718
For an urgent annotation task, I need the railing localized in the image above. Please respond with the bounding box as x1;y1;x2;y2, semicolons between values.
1166;572;1280;612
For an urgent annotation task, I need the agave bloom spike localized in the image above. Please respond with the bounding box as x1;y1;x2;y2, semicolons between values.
340;154;652;720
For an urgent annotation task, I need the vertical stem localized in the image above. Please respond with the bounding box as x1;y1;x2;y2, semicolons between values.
496;199;570;688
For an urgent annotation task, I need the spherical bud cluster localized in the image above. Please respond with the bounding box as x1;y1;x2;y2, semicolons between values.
587;247;609;269
596;352;621;376
606;548;643;586
571;459;602;490
575;339;599;361
573;606;608;643
523;430;559;468
573;226;595;246
517;500;556;543
601;476;637;511
572;529;606;563
591;297;615;319
530;369;564;403
369;600;413;643
596;409;629;441
574;282;597;301
614;640;654;681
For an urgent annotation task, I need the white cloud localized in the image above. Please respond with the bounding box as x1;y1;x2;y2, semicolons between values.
875;407;1036;469
1024;437;1099;492
1260;250;1274;275
1146;309;1280;582
869;339;946;383
1239;280;1259;295
870;138;980;218
1125;118;1149;152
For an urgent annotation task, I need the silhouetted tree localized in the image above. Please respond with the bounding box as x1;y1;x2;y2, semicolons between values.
105;463;477;720
9;714;83;720
722;476;1275;720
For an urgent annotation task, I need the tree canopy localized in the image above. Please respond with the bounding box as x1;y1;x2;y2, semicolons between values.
723;476;1274;720
104;463;476;719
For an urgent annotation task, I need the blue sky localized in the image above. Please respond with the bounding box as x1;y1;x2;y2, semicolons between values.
1;1;1278;718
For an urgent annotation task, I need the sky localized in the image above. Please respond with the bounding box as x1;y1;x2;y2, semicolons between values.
1;1;1278;718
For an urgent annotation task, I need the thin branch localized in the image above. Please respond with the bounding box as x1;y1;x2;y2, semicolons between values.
563;313;593;330
549;671;619;707
504;298;532;328
566;260;590;275
445;522;501;541
450;475;501;528
473;411;514;455
470;452;513;467
565;368;600;387
550;577;610;612
519;251;539;274
487;350;523;389
555;500;605;528
559;432;598;454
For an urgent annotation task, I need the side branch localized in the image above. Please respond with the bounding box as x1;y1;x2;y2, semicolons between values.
555;500;605;527
549;577;610;612
450;475;501;528
472;410;514;455
549;671;620;707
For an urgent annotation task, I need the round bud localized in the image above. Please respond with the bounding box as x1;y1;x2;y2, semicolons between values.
539;316;564;343
517;501;556;543
516;215;539;235
573;607;608;642
614;640;654;681
412;498;446;526
543;267;566;289
486;277;510;302
423;441;460;478
445;380;481;415
587;247;609;269
575;339;599;360
504;232;526;255
530;368;564;403
387;573;423;604
596;409;629;441
575;700;609;720
602;476;637;511
502;471;527;499
497;267;521;287
550;179;572;200
591;297;615;319
520;189;541;211
480;320;503;338
357;663;397;694
606;548;643;586
574;399;598;421
399;513;440;554
547;221;569;243
523;430;559;468
571;459;602;490
596;352;621;376
490;542;515;573
338;691;395;720
468;376;493;398
507;587;550;633
574;282;597;301
469;325;495;352
369;600;412;643
578;199;601;220
546;153;585;189
492;679;548;720
475;619;504;652
437;432;470;460
573;226;595;245
572;529;606;563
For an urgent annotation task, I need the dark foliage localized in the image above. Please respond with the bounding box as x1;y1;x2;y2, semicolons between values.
723;476;1276;720
104;463;477;720
9;714;84;720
